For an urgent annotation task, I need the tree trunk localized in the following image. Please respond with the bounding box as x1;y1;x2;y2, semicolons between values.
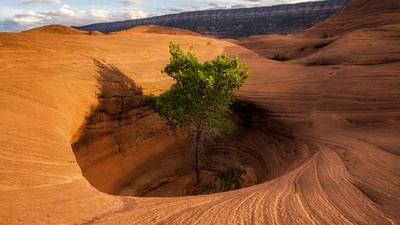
195;128;201;185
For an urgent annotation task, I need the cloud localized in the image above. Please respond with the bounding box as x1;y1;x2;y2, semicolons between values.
120;0;143;6
0;7;26;18
0;4;149;32
22;0;60;4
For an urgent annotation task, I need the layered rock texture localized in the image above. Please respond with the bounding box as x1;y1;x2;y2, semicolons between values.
1;0;400;224
74;0;349;39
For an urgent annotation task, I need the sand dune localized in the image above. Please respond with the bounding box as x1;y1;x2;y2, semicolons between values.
24;24;89;35
1;0;400;224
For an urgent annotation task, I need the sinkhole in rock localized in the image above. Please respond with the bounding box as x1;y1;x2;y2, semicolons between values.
71;60;300;197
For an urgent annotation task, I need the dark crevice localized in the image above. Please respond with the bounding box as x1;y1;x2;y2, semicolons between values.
353;183;383;207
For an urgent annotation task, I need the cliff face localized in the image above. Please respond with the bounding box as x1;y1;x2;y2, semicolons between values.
74;0;349;39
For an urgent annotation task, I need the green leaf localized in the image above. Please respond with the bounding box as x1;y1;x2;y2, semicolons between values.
144;42;250;136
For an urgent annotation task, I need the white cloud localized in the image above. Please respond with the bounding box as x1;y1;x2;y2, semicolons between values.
0;5;149;32
0;7;26;18
120;0;143;6
22;0;60;4
58;4;76;17
13;11;45;25
128;10;149;19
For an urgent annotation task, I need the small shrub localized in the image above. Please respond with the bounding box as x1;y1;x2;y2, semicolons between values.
206;41;212;45
272;53;289;61
193;166;246;194
216;166;245;191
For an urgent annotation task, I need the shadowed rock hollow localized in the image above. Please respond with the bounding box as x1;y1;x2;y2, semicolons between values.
71;54;299;197
1;0;400;224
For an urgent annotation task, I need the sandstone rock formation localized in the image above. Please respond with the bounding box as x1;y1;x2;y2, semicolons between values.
74;0;349;39
1;0;400;224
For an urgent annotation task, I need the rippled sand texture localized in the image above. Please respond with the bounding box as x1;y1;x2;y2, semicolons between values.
1;0;400;224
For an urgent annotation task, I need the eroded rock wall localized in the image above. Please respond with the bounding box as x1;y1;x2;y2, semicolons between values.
74;0;349;39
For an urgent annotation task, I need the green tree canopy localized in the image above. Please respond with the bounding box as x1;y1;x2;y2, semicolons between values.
144;42;250;184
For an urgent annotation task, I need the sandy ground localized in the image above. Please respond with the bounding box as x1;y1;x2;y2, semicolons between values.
1;0;400;224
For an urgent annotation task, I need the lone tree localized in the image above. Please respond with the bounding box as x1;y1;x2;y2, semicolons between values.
145;42;250;184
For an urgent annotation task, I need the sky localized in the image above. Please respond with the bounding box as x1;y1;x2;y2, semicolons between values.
0;0;322;32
